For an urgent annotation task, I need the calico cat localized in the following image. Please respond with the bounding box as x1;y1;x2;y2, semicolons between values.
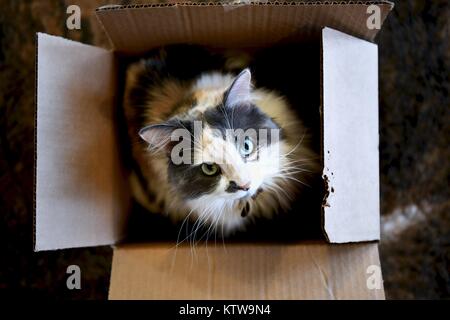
123;45;319;235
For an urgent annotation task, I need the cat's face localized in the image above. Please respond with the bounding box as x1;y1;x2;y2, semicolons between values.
140;69;284;208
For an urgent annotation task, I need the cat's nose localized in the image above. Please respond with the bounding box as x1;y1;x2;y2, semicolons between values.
240;181;251;191
227;180;251;193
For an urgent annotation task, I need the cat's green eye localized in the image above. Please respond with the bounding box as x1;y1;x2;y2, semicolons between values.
240;137;254;157
201;163;219;176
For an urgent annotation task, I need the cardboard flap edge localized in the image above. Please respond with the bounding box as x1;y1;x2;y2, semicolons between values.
321;27;380;243
35;33;129;251
95;1;393;54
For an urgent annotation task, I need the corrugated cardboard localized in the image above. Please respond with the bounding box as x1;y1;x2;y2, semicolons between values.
322;28;380;243
34;1;393;299
35;33;129;251
96;1;393;54
109;242;384;300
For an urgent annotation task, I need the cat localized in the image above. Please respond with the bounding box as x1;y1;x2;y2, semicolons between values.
123;45;319;236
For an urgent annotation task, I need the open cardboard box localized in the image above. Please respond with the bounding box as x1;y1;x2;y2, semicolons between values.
35;1;393;299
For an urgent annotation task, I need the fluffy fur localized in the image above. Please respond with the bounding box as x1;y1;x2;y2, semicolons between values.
123;46;319;235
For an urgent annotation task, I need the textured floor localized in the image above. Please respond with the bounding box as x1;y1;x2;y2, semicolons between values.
0;0;448;299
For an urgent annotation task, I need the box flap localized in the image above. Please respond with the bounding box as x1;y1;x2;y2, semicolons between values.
109;243;384;299
96;1;393;54
321;28;380;243
35;33;129;251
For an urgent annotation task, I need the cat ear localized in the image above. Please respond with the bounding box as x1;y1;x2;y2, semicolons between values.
224;68;252;107
139;124;176;153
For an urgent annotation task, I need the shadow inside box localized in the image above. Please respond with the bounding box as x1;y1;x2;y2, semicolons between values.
124;174;325;244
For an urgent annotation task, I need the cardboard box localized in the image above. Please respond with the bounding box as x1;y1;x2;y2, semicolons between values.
35;1;393;299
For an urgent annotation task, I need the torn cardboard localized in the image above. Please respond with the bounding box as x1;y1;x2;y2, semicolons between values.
322;27;380;243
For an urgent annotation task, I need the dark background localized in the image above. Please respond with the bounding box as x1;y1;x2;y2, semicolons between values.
0;0;448;299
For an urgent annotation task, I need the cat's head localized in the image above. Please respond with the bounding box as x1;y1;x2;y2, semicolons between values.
139;69;284;206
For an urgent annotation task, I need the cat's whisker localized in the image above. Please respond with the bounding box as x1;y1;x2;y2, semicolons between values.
180;208;208;257
213;211;222;248
274;175;311;188
173;206;197;249
220;209;227;252
190;213;203;249
212;204;225;247
191;207;212;249
262;185;284;204
279;163;309;169
203;209;223;264
211;204;224;247
198;210;218;244
265;183;294;201
280;132;308;157
147;136;171;153
279;168;313;175
280;156;318;164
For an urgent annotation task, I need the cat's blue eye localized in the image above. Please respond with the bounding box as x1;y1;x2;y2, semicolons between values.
240;137;254;157
201;162;219;176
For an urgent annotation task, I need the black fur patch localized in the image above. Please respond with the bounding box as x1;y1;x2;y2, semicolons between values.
168;162;221;199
